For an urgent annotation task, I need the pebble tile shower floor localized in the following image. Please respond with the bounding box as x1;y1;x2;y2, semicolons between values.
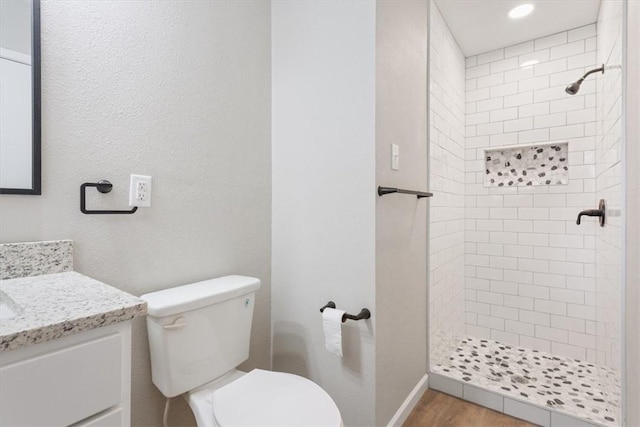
432;337;621;426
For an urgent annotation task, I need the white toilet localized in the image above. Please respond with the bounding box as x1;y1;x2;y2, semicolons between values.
141;275;342;427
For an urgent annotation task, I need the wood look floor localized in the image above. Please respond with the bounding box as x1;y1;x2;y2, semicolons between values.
403;390;538;427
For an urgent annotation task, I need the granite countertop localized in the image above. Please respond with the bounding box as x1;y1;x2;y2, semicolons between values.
0;271;147;352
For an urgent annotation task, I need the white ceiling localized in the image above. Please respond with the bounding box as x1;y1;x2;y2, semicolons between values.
434;0;602;57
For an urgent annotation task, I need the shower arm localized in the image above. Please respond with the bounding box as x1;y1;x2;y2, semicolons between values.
579;64;605;81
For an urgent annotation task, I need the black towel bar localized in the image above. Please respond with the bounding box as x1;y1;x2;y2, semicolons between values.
320;301;371;323
377;186;433;199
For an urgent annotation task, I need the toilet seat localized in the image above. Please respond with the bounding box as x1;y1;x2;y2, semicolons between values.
188;369;342;427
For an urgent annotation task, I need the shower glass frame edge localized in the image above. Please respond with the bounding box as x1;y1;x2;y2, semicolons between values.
620;0;628;424
425;0;432;376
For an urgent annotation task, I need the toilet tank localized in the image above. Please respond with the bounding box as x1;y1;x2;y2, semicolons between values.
141;275;261;398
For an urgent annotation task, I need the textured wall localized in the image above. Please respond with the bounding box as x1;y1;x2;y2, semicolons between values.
428;1;466;366
375;0;428;424
0;1;271;425
271;2;377;425
463;25;600;361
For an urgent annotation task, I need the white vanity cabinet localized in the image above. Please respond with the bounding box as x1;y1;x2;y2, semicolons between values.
0;244;146;427
0;321;132;427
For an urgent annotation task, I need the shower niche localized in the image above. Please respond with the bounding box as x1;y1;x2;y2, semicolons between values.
484;142;569;188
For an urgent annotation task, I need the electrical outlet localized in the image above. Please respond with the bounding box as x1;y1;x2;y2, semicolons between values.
129;174;152;207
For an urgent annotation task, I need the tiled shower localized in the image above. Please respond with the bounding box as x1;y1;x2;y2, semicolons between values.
428;1;624;426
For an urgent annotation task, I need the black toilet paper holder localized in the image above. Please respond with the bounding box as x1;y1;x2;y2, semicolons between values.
319;301;371;323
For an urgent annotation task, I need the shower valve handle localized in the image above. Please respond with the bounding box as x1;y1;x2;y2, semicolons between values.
576;199;606;227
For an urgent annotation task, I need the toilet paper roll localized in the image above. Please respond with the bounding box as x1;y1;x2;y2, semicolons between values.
322;307;345;357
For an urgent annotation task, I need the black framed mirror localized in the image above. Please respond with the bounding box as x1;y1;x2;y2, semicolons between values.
0;0;41;195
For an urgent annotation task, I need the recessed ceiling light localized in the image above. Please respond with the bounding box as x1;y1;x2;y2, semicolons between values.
520;60;539;68
509;4;534;19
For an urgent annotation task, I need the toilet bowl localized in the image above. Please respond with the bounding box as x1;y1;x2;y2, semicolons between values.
187;369;342;427
141;275;342;427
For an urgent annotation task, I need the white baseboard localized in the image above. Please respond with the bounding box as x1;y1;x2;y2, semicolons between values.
387;374;429;427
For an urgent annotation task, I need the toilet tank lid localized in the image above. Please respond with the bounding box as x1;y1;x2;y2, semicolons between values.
141;275;261;318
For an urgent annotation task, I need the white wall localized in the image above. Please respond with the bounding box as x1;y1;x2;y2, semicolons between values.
271;2;377;425
428;1;466;366
0;2;271;425
375;0;428;423
272;2;430;424
463;25;600;361
624;1;640;423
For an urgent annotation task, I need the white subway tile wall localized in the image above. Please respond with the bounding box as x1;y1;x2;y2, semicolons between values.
595;0;623;372
428;3;466;364
464;24;600;362
428;7;624;423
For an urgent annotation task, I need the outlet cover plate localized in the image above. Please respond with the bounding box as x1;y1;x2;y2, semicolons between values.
128;174;152;207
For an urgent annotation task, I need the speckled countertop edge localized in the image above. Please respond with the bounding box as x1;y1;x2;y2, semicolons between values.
0;271;147;352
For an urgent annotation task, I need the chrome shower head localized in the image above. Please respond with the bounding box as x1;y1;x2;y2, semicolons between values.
565;64;605;95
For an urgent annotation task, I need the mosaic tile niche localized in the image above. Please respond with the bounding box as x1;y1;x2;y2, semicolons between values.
484;142;569;187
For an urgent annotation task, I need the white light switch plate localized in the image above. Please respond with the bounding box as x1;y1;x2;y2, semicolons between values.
128;174;152;207
391;144;400;170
